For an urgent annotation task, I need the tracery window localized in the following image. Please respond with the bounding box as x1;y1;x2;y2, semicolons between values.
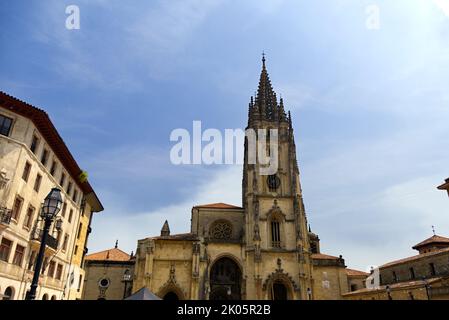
210;220;232;239
271;218;281;248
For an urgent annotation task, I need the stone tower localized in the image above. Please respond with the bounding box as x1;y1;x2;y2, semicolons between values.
242;55;314;299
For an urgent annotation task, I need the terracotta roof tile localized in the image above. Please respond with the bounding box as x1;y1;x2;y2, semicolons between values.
380;246;449;268
311;253;339;260
85;248;131;262
412;234;449;250
153;233;198;241
346;268;369;277
194;203;242;209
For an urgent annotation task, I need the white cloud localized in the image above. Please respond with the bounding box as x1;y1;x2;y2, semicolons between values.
433;0;449;17
88;164;242;253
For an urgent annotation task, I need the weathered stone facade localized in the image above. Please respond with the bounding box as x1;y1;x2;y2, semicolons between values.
132;58;363;300
0;92;103;300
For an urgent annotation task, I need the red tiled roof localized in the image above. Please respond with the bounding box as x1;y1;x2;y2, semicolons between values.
412;234;449;250
0;91;103;212
380;246;449;268
343;276;445;296
346;268;369;277
311;253;339;260
153;233;198;241
194;203;242;209
85;248;131;262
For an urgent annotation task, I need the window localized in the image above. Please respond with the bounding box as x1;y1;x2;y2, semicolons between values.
59;172;66;188
40;148;49;166
12;244;25;266
72;189;78;203
47;261;56;278
68;209;73;223
392;271;398;282
33;174;42;192
210;220;232;239
77;275;83;292
0;114;13;136
23;205;35;229
77;223;83;239
350;284;358;292
11;196;23;221
271;219;281;248
62;234;69;251
30;134;39;154
67;181;73;196
28;251;36;270
50;160;57;176
0;238;12;262
74;245;78;255
429;263;436;276
409;267;415;279
61;202;67;217
22;162;31;182
55;264;63;280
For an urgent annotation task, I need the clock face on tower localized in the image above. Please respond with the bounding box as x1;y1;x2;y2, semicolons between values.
267;174;281;190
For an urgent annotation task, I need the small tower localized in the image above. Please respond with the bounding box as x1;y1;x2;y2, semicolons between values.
161;220;170;237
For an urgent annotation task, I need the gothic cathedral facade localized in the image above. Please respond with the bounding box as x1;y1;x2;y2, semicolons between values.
132;58;355;300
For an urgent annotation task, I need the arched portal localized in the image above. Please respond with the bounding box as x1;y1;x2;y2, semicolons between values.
271;281;288;300
209;257;241;300
163;291;179;300
3;287;14;300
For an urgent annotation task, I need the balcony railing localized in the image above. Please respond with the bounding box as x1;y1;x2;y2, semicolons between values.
0;206;12;226
30;227;58;251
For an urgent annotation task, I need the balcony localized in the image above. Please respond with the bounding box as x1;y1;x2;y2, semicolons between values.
0;206;12;231
30;227;58;254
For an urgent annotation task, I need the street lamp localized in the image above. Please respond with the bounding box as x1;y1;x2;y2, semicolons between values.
26;188;63;300
422;277;431;300
386;285;392;300
122;270;132;299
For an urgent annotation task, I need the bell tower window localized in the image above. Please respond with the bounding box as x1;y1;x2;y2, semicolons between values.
271;218;281;248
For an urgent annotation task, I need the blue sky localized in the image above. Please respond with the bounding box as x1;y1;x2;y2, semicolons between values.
1;0;449;271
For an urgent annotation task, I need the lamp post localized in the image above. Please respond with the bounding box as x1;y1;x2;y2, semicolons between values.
26;188;63;300
122;270;132;299
423;277;431;300
386;285;392;300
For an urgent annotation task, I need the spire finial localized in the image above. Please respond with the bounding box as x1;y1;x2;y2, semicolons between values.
262;51;266;69
432;225;436;235
115;240;118;248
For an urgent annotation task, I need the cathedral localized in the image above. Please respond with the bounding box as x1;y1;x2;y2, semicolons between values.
132;57;363;300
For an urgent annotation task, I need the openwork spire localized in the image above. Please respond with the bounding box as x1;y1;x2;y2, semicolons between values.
249;54;287;123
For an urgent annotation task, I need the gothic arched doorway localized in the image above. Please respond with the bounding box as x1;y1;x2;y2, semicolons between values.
163;292;179;300
271;281;288;300
209;257;241;300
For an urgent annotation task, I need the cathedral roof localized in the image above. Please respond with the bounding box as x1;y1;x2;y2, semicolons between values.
346;268;369;277
193;202;242;209
311;253;340;260
85;247;131;262
412;234;449;250
152;233;198;241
